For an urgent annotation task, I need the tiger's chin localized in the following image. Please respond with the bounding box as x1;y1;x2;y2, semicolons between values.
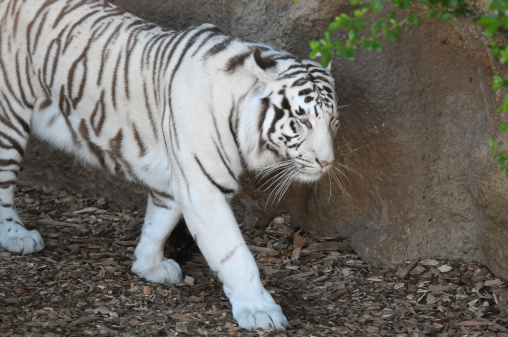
296;170;326;183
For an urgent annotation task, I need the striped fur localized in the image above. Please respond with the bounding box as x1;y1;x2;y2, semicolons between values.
0;0;339;331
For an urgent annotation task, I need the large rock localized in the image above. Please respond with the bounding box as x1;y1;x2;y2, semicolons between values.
19;0;508;278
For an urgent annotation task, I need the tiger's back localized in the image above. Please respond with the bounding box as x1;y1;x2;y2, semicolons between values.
0;0;339;331
1;0;249;192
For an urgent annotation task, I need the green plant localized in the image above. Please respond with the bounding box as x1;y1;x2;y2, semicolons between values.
296;0;508;176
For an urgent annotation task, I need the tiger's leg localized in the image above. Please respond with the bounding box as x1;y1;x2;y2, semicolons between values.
181;192;288;331
0;103;44;255
131;192;182;284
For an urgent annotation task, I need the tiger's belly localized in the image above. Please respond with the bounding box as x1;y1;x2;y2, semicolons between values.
31;98;171;191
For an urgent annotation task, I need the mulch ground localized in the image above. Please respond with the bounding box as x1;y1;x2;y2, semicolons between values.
1;187;507;337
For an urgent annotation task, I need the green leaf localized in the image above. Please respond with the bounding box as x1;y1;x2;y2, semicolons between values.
484;22;500;37
348;30;358;42
354;18;364;30
499;122;508;133
338;46;356;60
339;14;352;30
354;9;366;18
400;0;411;9
385;31;397;42
499;46;508;63
477;16;495;26
489;138;495;148
500;17;508;28
493;75;505;90
498;102;508;112
362;41;373;50
320;52;330;67
372;0;384;13
371;22;379;34
328;21;341;30
324;30;333;43
388;11;397;25
408;12;419;24
310;40;320;50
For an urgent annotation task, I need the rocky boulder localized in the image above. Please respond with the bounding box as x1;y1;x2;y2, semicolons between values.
20;0;508;278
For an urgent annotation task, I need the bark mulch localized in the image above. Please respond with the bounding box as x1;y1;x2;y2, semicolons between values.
1;187;507;336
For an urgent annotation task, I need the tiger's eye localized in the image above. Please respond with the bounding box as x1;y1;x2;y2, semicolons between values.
303;120;312;129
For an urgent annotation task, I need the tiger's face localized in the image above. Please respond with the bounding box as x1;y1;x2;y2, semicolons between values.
246;49;339;184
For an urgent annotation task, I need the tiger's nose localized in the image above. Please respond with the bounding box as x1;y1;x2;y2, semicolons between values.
317;159;332;168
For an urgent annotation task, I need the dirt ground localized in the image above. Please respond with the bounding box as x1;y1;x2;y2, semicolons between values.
1;187;507;336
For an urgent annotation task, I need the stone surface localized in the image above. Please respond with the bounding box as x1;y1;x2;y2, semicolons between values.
18;0;508;278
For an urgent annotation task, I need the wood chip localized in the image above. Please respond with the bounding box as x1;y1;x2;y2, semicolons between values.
69;316;99;327
397;259;419;279
184;275;195;286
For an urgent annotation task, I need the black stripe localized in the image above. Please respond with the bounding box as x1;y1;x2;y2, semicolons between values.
280;70;307;79
280;64;304;74
0;159;18;167
0;100;25;138
228;103;240;150
195;156;235;194
291;78;309;87
151;190;174;201
298;88;313;96
204;36;235;57
258;97;270;131
0;181;16;189
214;140;236;182
191;28;223;57
225;51;251;72
0;130;25;157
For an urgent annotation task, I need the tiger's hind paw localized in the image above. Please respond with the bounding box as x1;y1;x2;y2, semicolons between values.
0;220;44;255
132;258;182;284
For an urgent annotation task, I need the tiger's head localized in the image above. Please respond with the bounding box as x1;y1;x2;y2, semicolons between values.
240;48;339;185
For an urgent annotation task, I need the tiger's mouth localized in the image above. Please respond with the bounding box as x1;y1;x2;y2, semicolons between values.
294;165;326;182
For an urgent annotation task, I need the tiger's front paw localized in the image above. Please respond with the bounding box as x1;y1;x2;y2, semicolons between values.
0;219;44;255
235;304;289;331
132;258;182;284
230;289;289;331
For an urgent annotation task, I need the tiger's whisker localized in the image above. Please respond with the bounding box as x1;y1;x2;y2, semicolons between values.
331;165;351;184
333;162;363;178
272;171;294;205
255;160;293;181
258;166;294;192
329;169;349;196
271;170;297;206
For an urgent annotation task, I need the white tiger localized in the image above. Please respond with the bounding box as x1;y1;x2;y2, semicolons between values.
0;0;339;331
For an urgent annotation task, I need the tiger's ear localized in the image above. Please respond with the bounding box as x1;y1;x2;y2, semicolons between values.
248;48;278;82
